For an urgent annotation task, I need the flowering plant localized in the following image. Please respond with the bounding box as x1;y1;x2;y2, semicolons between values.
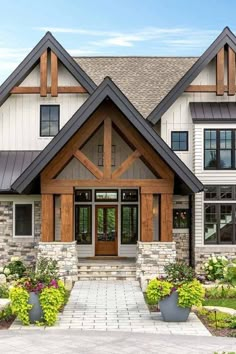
203;254;229;281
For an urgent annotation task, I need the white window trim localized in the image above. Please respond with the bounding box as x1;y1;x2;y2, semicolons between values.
13;201;34;239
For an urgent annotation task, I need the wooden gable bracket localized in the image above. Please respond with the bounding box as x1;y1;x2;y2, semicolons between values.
74;150;103;179
10;49;88;96
185;45;236;96
112;149;141;179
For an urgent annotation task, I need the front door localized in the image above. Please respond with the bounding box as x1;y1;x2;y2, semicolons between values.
95;205;118;256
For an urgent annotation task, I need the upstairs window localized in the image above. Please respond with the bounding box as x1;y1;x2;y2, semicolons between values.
171;132;188;151
40;105;60;137
204;129;236;169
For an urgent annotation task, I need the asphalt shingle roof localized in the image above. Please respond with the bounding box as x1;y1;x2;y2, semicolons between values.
75;57;198;118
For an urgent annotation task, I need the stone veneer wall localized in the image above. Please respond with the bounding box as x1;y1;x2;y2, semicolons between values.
172;232;189;263
136;242;176;291
37;242;78;281
194;246;236;274
0;201;41;266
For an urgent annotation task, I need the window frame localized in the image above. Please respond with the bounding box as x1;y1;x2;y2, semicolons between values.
121;204;139;244
75;189;92;202
95;189;119;202
40;105;60;137
204;129;236;170
75;204;92;245
171;131;189;151
121;189;139;202
13;202;34;238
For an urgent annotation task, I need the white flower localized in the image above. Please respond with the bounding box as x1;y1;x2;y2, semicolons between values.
10;256;19;262
209;266;213;271
212;257;217;264
3;267;10;275
0;267;4;273
204;263;208;268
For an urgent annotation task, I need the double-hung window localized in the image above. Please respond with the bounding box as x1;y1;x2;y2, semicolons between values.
14;203;33;237
204;129;236;169
40;105;60;137
204;185;236;244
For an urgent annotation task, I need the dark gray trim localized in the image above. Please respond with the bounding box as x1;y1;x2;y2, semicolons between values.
12;77;203;194
0;32;96;107
148;27;236;124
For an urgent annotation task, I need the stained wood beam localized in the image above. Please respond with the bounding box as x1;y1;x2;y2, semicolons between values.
141;193;153;242
216;47;225;96
160;194;173;242
41;194;54;242
10;86;87;94
103;117;112;178
51;51;58;97
112;149;141;179
185;85;227;92
40;51;48;97
74;150;103;179
41;178;173;194
228;46;236;96
61;194;73;242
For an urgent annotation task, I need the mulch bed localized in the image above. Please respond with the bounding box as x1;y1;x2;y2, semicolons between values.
195;311;236;337
0;317;15;330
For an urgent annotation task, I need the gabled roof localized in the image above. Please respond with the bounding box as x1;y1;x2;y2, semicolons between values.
0;32;97;106
11;77;203;194
148;27;236;124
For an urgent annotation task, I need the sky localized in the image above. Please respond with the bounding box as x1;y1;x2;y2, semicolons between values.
0;0;236;83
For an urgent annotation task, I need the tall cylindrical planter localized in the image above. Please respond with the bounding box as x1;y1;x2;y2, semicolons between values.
28;292;43;324
159;291;191;322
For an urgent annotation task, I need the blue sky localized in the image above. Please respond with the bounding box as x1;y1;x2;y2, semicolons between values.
0;0;236;83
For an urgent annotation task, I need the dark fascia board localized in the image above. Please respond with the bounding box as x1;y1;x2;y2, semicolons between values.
0;32;97;106
12;77;203;194
148;27;236;124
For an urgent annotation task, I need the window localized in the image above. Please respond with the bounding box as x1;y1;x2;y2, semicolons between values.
95;190;118;202
121;205;138;244
40;105;60;137
14;204;33;237
75;190;92;202
97;145;116;166
173;209;189;228
171;132;188;151
121;189;138;202
75;205;92;244
204;129;236;169
204;185;236;244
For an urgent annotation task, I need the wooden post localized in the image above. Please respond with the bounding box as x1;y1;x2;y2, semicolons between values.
61;194;74;242
51;51;58;97
228;46;235;96
41;194;54;242
40;51;48;97
216;48;225;96
141;193;153;242
160;194;173;242
103;117;112;178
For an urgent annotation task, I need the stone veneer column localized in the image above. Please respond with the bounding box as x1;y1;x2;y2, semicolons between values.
37;241;78;281
136;241;176;291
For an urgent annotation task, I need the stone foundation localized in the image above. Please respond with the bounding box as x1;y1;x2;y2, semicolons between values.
173;232;189;263
136;242;176;291
0;201;41;266
37;241;78;281
194;246;236;274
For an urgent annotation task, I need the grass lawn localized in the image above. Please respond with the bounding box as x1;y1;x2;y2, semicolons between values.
203;298;236;310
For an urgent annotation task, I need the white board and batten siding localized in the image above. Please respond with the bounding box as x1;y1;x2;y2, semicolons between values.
159;57;236;247
0;62;89;151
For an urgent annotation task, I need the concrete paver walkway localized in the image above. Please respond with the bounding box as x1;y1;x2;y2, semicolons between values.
56;280;210;335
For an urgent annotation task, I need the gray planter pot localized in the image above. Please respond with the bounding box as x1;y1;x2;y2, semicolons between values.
28;292;43;324
159;291;191;322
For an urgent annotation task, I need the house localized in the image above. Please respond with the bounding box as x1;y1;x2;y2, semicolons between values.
0;27;235;287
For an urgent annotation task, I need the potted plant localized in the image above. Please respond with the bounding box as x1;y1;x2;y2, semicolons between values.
9;257;67;325
146;262;204;322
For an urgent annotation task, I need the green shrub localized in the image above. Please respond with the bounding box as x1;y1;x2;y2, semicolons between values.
223;260;236;287
0;284;9;298
198;308;236;330
0;305;13;321
205;285;236;299
146;279;172;305
164;262;195;284
203;255;229;281
34;257;59;284
177;279;205;308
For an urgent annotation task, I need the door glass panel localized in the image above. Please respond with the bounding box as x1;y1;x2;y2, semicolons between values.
75;205;92;244
121;206;138;244
97;207;116;241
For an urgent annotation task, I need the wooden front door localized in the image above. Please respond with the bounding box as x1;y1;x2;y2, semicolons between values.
95;205;118;256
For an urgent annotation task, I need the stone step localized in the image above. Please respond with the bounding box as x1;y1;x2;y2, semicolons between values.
78;263;137;280
78;265;136;270
78;274;136;280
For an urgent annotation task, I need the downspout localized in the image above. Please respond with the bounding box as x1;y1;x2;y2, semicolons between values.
188;194;193;267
